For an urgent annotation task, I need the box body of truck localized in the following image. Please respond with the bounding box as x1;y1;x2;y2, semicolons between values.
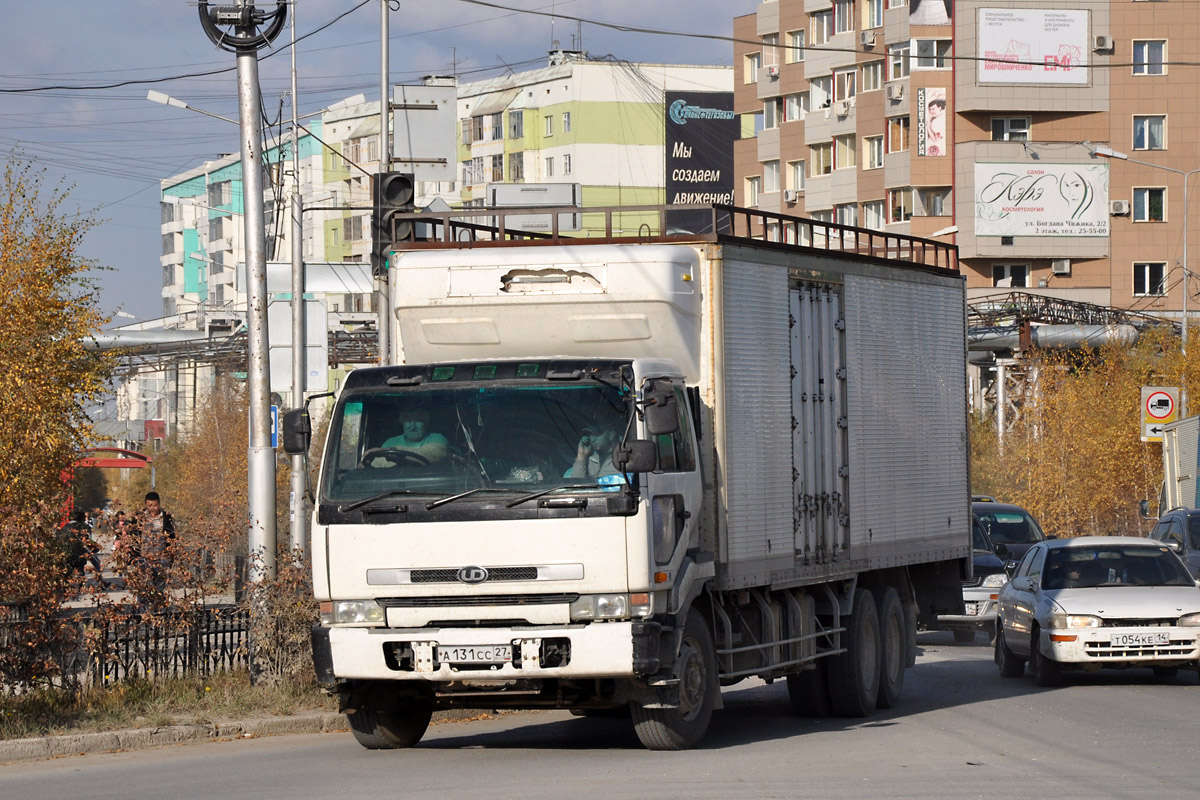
1161;415;1200;511
300;212;970;749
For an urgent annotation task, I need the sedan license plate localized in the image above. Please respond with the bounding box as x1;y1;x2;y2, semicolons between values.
964;602;980;616
1109;631;1170;647
438;645;512;664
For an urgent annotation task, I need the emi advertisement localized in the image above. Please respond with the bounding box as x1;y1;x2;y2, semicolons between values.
975;163;1109;237
665;91;736;234
978;8;1089;85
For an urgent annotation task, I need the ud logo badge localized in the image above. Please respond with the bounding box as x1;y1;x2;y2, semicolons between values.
457;566;488;584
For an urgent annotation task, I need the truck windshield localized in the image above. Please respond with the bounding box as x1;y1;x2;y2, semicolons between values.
320;380;630;504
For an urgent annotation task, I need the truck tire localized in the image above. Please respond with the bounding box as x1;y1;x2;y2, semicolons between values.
827;588;881;717
631;609;717;750
785;659;831;717
876;587;905;709
1030;627;1063;688
347;688;434;749
995;626;1025;678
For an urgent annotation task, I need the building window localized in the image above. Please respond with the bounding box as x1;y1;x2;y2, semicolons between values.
473;116;485;142
991;117;1030;142
835;203;858;226
920;188;951;216
544;115;554;136
811;142;834;176
207;180;232;207
913;39;952;69
562;111;571;133
834;68;856;100
746;176;761;207
835;135;857;169
509;110;524;139
811;75;832;109
744;52;762;84
865;0;884;28
887;44;910;81
1133;40;1166;75
1134;115;1166;150
490;154;504;182
786;29;806;63
833;0;855;34
865;136;884;169
461;118;472;145
1134;262;1167;296
764;97;783;129
545;157;554;177
886;0;908;7
758;160;777;193
762;33;779;66
1133;187;1166;221
861;61;883;92
888;187;913;223
563;154;572;175
209;252;224;276
789;160;806;191
161;202;175;224
490;112;504;141
343;216;363;243
785;92;808;121
887;116;910;152
992;264;1028;288
509;153;524;182
863;200;885;229
811;11;833;46
162;233;175;256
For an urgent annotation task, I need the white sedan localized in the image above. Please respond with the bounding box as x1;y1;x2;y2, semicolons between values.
995;536;1200;686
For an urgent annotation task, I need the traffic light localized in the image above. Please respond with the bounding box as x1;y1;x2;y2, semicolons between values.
371;171;415;276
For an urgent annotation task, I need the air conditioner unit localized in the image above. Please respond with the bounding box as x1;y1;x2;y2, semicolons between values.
1093;35;1114;52
860;31;877;48
834;100;851;117
767;64;780;78
784;189;799;203
1110;199;1130;216
886;83;904;101
1051;259;1072;276
224;237;234;248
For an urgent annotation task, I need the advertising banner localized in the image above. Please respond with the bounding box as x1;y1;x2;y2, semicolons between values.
665;91;737;234
978;8;1089;85
916;88;947;156
974;162;1109;237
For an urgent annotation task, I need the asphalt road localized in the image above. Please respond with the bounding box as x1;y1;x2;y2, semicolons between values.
2;631;1196;800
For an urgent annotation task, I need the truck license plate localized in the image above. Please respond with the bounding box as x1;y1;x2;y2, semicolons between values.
1109;631;1170;647
438;645;512;664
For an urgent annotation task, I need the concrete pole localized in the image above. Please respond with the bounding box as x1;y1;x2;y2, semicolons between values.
376;0;391;365
238;33;277;583
996;364;1007;456
289;5;309;562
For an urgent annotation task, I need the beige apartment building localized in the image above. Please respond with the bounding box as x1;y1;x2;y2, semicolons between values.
735;0;1199;318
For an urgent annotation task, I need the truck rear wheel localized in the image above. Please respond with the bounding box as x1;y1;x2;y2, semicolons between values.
631;609;717;751
876;587;906;709
347;687;434;750
827;588;881;717
786;658;831;717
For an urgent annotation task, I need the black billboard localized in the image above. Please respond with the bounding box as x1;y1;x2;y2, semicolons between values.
665;90;737;234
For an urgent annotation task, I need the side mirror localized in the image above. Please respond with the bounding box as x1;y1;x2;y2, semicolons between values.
1138;499;1152;519
613;440;657;474
644;390;680;436
994;542;1009;558
1010;576;1034;593
1004;562;1019;579
1166;540;1183;554
281;408;311;455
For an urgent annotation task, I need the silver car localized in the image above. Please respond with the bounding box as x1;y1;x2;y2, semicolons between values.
995;537;1200;686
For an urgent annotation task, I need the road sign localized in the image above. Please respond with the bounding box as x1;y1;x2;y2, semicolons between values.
1141;386;1180;442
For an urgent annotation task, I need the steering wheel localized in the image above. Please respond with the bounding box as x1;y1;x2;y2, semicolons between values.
360;448;430;468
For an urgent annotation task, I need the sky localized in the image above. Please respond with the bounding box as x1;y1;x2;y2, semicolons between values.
0;0;756;325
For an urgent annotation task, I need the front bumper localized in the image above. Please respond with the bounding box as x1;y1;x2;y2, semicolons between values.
318;621;647;681
937;586;999;630
1041;626;1200;666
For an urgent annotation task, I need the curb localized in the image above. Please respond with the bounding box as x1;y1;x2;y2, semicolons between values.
0;708;488;764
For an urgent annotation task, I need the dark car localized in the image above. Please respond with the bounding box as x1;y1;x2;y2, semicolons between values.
937;517;1010;642
973;501;1047;562
1148;508;1200;578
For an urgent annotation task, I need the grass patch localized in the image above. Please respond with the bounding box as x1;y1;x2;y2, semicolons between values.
0;672;336;740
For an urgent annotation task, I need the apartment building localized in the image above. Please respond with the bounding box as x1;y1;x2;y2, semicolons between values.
735;0;1199;318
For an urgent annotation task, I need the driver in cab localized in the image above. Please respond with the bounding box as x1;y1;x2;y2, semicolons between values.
368;408;449;466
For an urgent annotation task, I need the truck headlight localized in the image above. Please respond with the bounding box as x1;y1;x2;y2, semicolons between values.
319;600;385;625
1178;612;1200;627
570;593;652;621
651;496;678;564
981;573;1008;588
1048;613;1101;629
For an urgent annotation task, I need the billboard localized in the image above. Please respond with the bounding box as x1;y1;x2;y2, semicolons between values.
665;91;737;234
974;162;1109;237
916;88;947;156
978;8;1089;85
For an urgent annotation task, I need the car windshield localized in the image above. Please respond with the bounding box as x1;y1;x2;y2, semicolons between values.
977;509;1045;544
1187;516;1200;549
1041;545;1195;589
321;380;631;503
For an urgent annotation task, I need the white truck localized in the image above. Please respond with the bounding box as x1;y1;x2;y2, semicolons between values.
284;208;971;750
1159;415;1200;512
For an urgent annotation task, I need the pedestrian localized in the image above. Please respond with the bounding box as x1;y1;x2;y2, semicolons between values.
130;491;176;605
59;510;101;576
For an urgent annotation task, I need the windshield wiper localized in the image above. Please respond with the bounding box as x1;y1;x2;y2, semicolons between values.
339;489;423;513
505;484;600;509
424;487;513;510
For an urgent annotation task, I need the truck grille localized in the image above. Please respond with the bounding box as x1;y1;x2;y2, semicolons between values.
411;567;538;584
377;593;579;608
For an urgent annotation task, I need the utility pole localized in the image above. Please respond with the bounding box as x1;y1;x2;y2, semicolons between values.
289;3;309;562
377;0;391;365
198;1;288;586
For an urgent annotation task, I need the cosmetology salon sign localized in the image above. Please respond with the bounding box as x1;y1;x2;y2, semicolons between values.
665;91;736;233
975;163;1109;237
978;8;1089;85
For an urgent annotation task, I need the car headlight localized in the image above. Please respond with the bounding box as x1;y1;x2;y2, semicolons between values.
1047;612;1101;629
1178;612;1200;627
319;600;385;625
570;593;652;621
981;573;1008;588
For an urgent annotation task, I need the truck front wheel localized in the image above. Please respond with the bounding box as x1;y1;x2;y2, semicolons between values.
347;686;435;749
631;609;717;751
